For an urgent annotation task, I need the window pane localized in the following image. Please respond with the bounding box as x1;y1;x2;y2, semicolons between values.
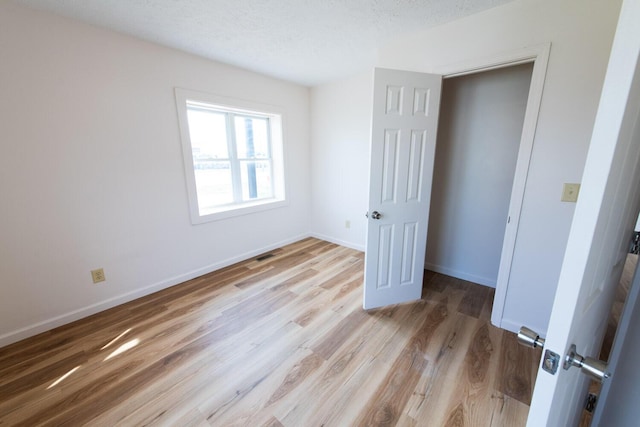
240;160;273;200
234;116;270;159
194;162;233;214
176;89;286;222
186;108;229;163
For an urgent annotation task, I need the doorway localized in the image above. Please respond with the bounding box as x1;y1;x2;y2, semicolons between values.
363;45;551;321
426;63;534;288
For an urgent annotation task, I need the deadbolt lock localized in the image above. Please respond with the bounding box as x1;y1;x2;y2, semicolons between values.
518;327;610;381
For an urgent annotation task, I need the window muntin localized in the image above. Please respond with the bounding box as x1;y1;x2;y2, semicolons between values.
175;89;286;223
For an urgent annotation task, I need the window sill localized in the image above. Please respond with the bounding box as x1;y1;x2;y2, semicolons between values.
190;198;288;224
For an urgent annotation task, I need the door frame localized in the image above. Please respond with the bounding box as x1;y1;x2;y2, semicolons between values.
433;43;551;332
593;247;640;424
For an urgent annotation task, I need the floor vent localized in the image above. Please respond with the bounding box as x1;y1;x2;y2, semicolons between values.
256;253;275;261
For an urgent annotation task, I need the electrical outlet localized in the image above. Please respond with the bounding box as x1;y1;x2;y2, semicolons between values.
91;268;106;284
345;220;351;229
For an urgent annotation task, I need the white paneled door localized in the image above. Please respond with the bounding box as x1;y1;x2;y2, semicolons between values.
527;0;640;424
363;68;442;310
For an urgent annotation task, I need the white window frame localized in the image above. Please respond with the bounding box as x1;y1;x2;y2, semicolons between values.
175;88;287;224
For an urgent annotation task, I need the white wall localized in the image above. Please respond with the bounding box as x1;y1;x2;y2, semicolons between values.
426;63;533;287
309;72;373;250
310;0;622;334
0;3;310;346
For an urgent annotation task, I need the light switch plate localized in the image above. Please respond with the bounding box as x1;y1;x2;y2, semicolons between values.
562;183;581;202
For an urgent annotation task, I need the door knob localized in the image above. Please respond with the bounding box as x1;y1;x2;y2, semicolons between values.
563;344;610;382
370;211;382;220
518;327;610;380
517;326;546;349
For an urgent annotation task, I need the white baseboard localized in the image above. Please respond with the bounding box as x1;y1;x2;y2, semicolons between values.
0;233;310;348
308;232;365;252
424;262;497;288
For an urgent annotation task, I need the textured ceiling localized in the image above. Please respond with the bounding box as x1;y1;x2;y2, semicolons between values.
12;0;516;86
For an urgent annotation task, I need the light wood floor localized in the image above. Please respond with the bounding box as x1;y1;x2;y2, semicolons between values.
0;238;540;426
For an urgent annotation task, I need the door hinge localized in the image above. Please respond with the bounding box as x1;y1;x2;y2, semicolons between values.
630;230;640;254
585;392;598;413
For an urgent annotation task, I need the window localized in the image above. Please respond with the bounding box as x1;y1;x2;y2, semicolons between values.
175;89;286;223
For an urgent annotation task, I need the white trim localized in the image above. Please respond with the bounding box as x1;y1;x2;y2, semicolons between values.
435;43;550;78
0;233;309;348
424;263;496;288
493;44;551;330
434;44;552;330
174;88;288;224
308;232;366;252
